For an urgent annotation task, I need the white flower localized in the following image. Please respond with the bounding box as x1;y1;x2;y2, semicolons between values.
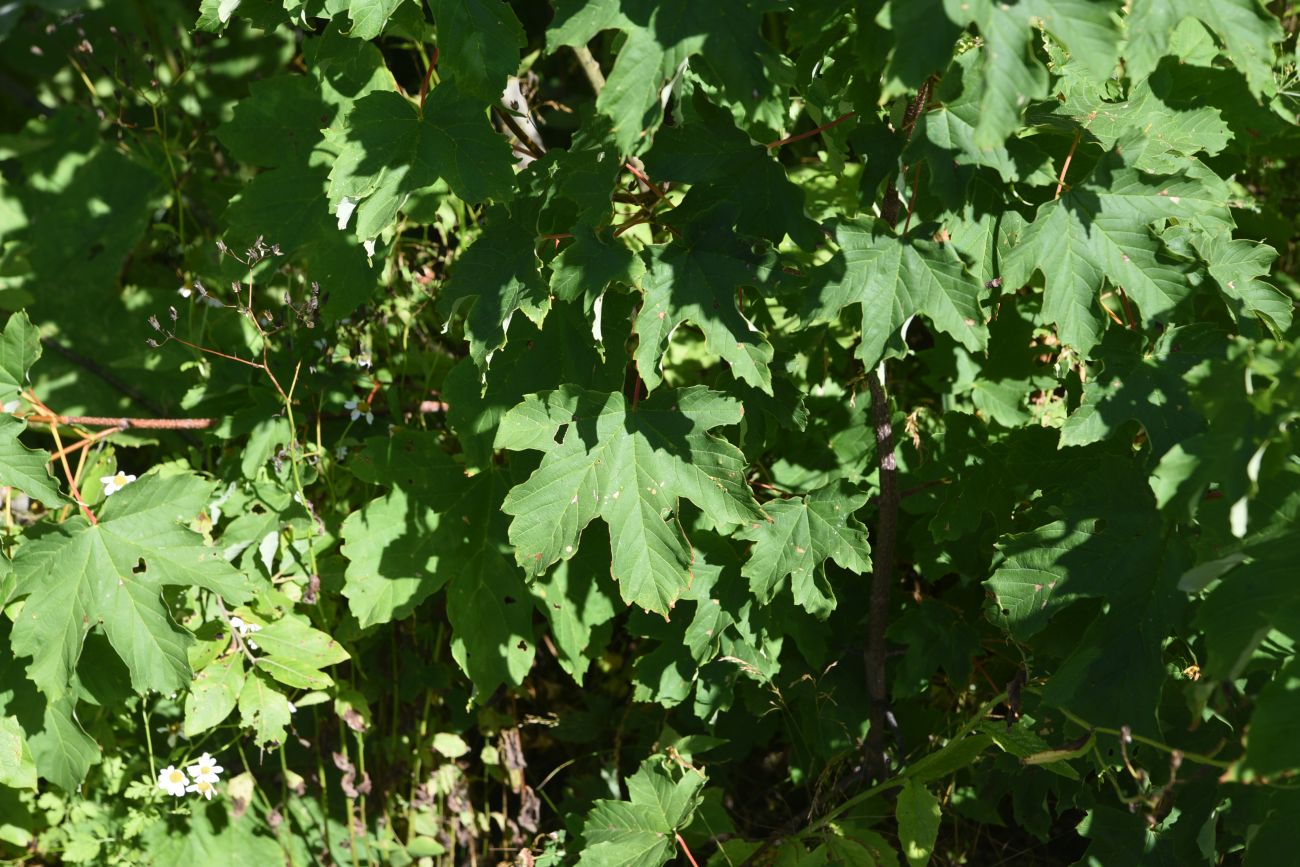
363;238;377;257
100;472;136;496
287;701;297;714
356;354;372;370
186;779;218;800
344;398;374;425
335;445;349;461
177;286;192;298
157;765;189;797
186;752;224;784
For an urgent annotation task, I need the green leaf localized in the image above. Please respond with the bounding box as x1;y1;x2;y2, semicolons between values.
443;470;537;697
341;490;446;628
805;217;988;368
329;85;515;241
737;480;871;618
183;654;246;737
643;94;819;247
1125;0;1283;97
252;616;350;690
0;415;63;505
238;671;292;747
1002;148;1228;356
896;779;941;867
438;205;549;368
347;0;405;40
0;311;39;405
27;697;99;793
0;715;36;789
11;472;250;699
945;0;1049;149
496;385;763;614
430;0;525;101
577;759;705;867
635;216;781;394
547;0;779;154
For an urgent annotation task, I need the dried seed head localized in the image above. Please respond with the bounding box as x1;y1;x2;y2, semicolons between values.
168;306;178;322
148;314;161;331
146;338;159;349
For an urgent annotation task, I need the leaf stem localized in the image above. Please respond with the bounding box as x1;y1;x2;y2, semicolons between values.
766;111;856;149
1055;129;1082;199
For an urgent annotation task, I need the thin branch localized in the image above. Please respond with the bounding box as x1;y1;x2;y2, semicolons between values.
676;833;702;867
570;44;606;95
863;369;899;784
623;161;667;203
766;111;856;149
880;80;933;228
493;104;545;160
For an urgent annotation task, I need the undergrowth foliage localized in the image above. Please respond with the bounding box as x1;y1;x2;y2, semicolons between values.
1;0;1299;864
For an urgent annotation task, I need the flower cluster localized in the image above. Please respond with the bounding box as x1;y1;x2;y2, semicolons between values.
156;752;223;800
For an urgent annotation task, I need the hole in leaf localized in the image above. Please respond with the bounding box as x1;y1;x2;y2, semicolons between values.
516;640;528;651
132;558;146;574
503;596;516;605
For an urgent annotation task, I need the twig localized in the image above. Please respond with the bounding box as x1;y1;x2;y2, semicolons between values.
1055;129;1082;199
880;80;933;228
30;414;215;430
864;369;899;784
493;104;545;160
766;111;856;149
570;44;605;95
623;161;666;203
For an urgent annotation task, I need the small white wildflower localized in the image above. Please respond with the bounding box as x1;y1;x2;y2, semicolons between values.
186;752;223;784
177;286;192;298
287;701;297;714
363;238;377;257
356;354;372;370
186;779;218;800
335;445;349;461
100;472;136;496
344;398;374;425
157;765;189;797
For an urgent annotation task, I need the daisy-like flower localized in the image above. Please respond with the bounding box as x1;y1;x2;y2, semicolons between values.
344;398;374;425
177;286;192;298
186;779;218;800
356;354;372;370
100;472;136;497
186;752;224;784
157;765;189;797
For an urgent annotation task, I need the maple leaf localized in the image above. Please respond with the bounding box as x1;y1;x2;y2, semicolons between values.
738;481;871;618
328;84;515;242
576;759;705;867
495;385;764;614
1002;146;1229;356
804;217;988;368
10;472;251;700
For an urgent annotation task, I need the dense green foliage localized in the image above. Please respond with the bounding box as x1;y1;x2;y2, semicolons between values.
2;0;1300;863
